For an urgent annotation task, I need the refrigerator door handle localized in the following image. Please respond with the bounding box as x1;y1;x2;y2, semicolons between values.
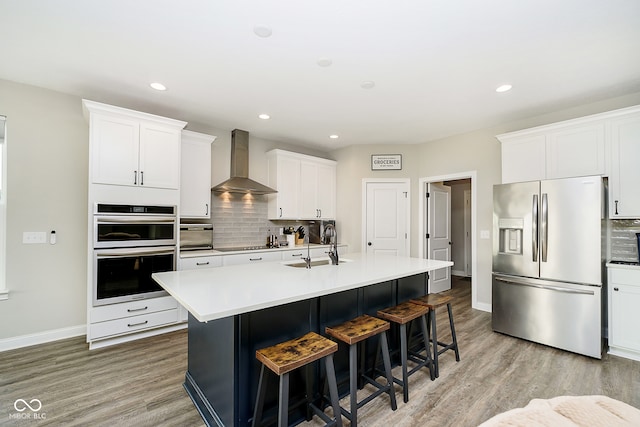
532;194;538;262
541;193;548;262
495;276;595;295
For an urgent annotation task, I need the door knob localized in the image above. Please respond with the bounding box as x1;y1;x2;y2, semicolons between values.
367;242;372;246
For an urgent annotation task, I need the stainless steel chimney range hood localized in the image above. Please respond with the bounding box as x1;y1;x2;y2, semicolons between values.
211;129;277;195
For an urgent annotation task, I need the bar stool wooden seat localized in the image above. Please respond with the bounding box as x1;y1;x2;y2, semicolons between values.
410;294;460;378
376;301;435;403
252;332;343;427
325;314;397;427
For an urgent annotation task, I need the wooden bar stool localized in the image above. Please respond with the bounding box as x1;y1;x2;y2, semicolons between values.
252;332;343;427
376;301;435;403
325;315;397;427
410;294;460;378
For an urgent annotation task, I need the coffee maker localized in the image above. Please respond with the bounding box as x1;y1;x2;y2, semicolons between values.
309;220;335;244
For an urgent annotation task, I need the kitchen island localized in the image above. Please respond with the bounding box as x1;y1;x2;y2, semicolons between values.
153;252;452;427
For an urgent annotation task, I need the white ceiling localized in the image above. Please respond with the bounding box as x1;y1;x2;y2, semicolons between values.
2;0;640;150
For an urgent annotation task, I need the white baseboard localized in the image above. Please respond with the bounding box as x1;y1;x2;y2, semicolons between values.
0;324;86;352
452;269;467;277
473;301;492;312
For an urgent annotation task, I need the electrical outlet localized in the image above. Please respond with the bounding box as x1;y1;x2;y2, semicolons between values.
23;231;47;244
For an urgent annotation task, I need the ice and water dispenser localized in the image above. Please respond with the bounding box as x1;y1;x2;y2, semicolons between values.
498;218;523;255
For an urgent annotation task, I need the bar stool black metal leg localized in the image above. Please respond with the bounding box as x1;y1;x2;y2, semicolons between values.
379;332;398;410
419;314;435;381
399;323;409;403
447;303;460;361
325;354;343;427
430;309;439;378
349;343;358;427
252;364;268;427
278;372;289;427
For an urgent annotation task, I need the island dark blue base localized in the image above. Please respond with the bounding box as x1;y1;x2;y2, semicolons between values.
184;273;427;427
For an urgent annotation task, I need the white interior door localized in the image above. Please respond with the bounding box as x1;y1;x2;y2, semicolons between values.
364;181;409;256
428;183;452;293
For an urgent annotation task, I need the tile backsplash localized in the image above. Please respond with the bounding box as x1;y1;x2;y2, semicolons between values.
210;193;308;248
610;219;640;262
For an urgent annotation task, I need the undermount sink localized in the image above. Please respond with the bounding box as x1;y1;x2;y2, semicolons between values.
284;258;351;268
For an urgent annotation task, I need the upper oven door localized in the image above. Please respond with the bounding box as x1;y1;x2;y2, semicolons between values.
94;215;177;248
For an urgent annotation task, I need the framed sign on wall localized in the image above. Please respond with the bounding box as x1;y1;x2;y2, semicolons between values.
371;154;402;170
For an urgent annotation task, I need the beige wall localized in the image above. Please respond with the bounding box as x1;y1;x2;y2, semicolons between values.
0;80;89;340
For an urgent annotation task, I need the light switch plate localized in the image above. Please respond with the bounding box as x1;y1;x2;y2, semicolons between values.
23;231;47;244
480;230;490;240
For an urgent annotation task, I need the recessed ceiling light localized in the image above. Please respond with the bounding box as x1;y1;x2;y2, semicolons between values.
258;114;270;120
496;84;512;93
149;82;166;91
360;81;375;89
253;25;272;38
317;57;333;67
329;134;339;139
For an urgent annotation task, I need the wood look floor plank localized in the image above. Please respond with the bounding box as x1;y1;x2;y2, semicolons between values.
1;276;639;426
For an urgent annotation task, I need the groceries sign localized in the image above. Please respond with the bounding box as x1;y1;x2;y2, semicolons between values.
371;154;402;170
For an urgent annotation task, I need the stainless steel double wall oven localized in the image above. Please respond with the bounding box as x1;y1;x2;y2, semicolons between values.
92;203;177;306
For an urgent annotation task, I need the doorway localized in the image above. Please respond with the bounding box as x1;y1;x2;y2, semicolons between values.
419;172;479;309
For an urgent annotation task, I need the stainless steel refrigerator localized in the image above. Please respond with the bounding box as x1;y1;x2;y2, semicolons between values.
492;175;604;358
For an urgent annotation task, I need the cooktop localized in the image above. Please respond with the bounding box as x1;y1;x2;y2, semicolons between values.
609;260;640;266
215;246;274;252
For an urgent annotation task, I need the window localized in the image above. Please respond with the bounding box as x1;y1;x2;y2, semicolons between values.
0;115;6;299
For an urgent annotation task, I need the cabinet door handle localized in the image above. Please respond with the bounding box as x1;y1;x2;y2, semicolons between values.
249;257;263;261
279;208;283;218
127;306;148;313
196;261;210;266
614;200;619;215
613;287;619;291
127;320;149;327
133;170;137;185
205;203;209;216
140;171;144;186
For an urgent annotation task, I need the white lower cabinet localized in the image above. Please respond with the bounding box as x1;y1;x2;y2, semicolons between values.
88;296;179;342
223;251;282;266
180;255;223;270
608;266;640;361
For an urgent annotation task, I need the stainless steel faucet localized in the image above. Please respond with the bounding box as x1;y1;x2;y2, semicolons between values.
302;225;312;269
324;224;339;265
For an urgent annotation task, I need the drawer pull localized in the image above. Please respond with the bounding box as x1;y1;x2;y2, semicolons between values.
196;261;210;266
291;253;303;257
249;257;263;261
127;306;148;313
127;320;149;328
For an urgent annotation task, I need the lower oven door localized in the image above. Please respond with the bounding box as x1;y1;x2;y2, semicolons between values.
93;246;176;306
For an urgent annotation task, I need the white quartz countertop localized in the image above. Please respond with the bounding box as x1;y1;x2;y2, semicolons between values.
179;243;344;258
153;252;453;322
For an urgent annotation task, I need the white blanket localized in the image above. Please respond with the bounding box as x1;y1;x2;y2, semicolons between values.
478;395;640;427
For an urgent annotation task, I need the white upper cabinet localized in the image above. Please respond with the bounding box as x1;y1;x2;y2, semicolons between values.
180;130;216;218
267;149;337;220
498;121;607;184
498;106;640;186
609;112;640;218
83;100;187;190
546;123;606;179
500;134;546;183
